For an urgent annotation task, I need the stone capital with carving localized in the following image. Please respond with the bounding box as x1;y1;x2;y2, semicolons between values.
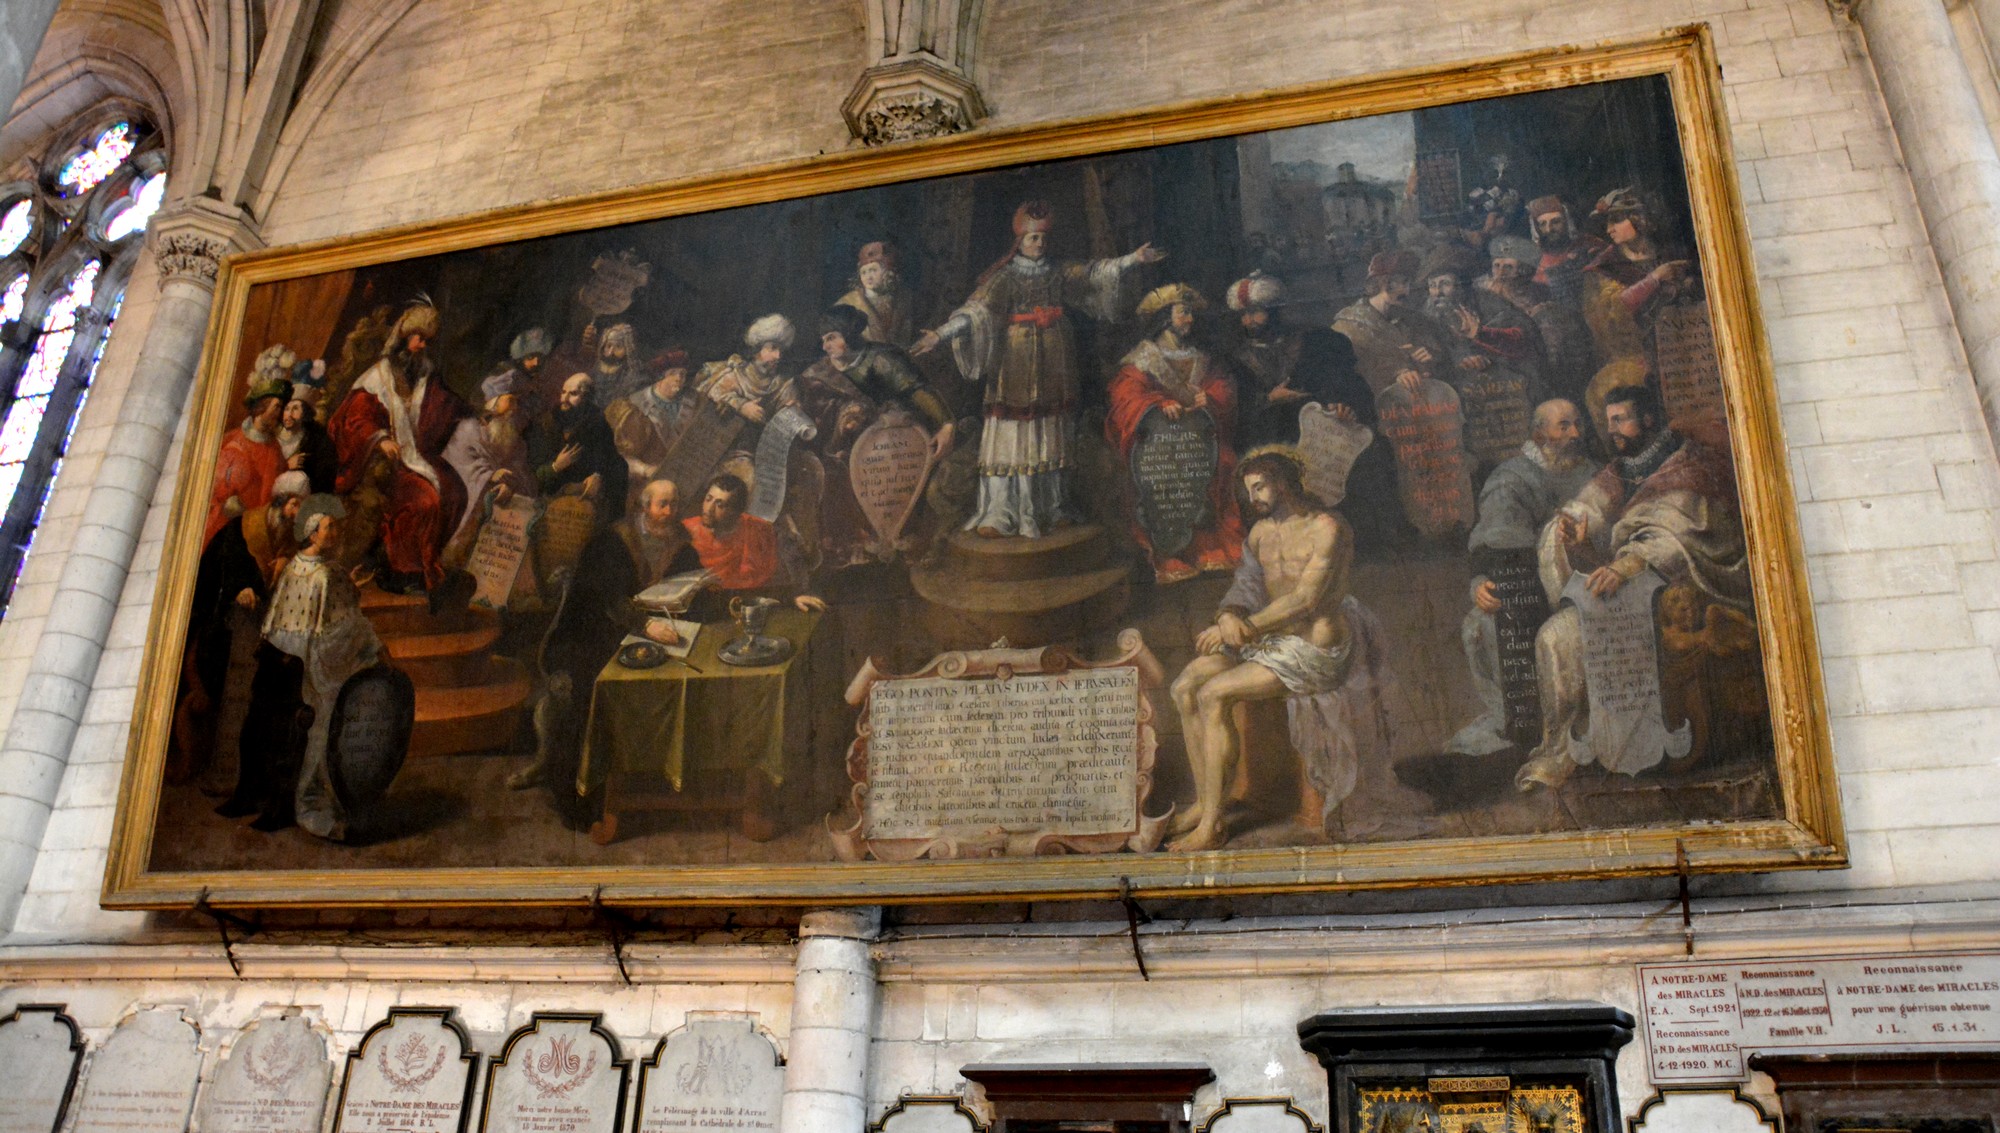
844;56;989;146
148;200;264;292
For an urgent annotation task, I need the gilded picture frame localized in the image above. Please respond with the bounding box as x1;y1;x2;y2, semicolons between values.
103;25;1843;910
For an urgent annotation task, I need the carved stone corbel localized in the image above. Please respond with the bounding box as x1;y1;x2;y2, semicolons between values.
842;0;989;145
148;200;263;291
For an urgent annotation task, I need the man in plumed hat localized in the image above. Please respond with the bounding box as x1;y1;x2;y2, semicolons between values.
836;241;917;348
1105;283;1243;582
207;371;292;545
1332;249;1453;398
914;199;1165;538
326;299;470;593
1226;270;1373;449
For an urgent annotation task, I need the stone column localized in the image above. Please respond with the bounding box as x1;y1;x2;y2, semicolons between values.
0;202;259;932
1850;0;2000;441
0;0;60;120
842;0;988;145
778;907;882;1133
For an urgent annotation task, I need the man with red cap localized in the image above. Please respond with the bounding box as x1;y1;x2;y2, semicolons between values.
1331;249;1452;397
914;200;1165;538
836;241;916;348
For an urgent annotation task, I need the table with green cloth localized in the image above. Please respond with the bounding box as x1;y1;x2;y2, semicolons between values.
577;607;820;794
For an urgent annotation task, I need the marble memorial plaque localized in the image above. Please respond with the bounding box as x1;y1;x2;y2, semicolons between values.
635;1018;783;1133
1641;951;2000;1083
1375;379;1474;537
194;1014;331;1133
1562;569;1691;775
1296;402;1372;506
479;1014;628;1133
1130;406;1219;560
0;1006;84;1133
71;1008;202;1133
849;409;934;553
1202;1099;1317;1133
334;1008;476;1133
875;1099;983;1133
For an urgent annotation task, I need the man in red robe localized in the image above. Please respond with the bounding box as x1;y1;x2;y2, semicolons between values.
682;473;784;590
327;301;468;592
205;376;290;545
1105;283;1244;583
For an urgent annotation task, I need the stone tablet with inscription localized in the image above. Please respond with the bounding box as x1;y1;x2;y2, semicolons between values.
850;408;934;553
327;664;415;813
1375;379;1474;537
1455;363;1533;469
1487;553;1547;746
71;1008;202;1133
469;497;537;610
1561;569;1692;775
532;496;598;580
1130;406;1218;560
636;1018;783;1133
481;1015;628;1133
1654;301;1726;426
1296;403;1372;506
195;1015;332;1133
0;1007;83;1133
865;667;1142;843
334;1009;475;1133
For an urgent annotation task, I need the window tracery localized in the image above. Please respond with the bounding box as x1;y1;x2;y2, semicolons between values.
0;112;164;613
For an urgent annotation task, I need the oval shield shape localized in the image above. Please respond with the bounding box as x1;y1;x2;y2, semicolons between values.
1130;407;1218;561
326;664;416;811
849;408;934;554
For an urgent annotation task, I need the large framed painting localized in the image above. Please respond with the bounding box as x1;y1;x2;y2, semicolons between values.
104;27;1843;908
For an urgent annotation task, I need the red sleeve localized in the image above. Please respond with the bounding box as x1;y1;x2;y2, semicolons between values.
1199;363;1238;443
1104;365;1172;461
1473;324;1534;361
327;390;389;494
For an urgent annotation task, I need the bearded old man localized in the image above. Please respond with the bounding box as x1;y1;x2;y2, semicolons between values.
1516;385;1750;790
700;315;802;439
586;322;645;407
327;301;469;593
1444;399;1599;759
913;200;1165;538
531;372;628;526
441;368;537;556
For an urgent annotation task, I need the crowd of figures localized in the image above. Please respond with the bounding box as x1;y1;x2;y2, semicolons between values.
170;174;1769;850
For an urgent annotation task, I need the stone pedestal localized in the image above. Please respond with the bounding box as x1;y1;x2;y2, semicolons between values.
910;524;1130;648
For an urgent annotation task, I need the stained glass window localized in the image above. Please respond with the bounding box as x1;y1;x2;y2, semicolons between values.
56;122;136;197
104;173;165;242
0;200;29;256
0;275;24;325
15;261;98;400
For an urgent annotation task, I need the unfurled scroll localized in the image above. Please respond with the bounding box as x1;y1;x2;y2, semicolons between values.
1562;569;1692;774
831;631;1169;859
